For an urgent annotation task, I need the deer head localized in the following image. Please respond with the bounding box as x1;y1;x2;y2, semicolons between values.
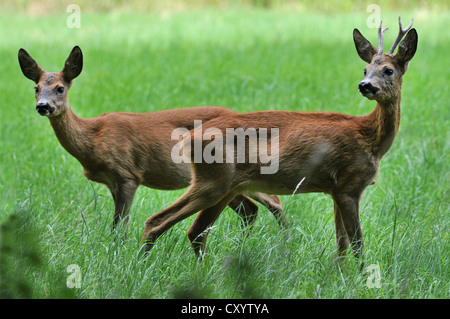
18;46;83;117
353;17;418;103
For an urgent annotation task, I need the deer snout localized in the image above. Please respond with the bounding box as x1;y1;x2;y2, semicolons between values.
358;81;379;96
36;102;55;116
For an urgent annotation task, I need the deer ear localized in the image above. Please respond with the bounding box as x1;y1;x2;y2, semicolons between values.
353;29;377;64
395;28;418;72
62;46;83;82
18;48;44;83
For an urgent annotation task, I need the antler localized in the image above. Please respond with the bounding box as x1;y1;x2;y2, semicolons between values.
377;21;389;54
388;17;414;54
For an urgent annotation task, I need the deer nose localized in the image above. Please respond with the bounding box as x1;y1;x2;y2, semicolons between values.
36;102;54;116
358;81;379;95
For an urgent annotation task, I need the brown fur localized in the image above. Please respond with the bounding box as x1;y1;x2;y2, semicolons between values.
18;46;285;232
141;23;418;263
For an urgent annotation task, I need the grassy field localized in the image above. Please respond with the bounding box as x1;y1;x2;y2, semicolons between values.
0;5;448;300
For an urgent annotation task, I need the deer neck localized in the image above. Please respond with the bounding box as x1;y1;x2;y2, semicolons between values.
48;107;92;165
361;92;402;159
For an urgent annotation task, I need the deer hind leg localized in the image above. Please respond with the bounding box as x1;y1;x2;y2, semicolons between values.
141;183;229;253
228;194;259;229
333;194;364;260
111;179;138;231
188;192;237;258
249;193;288;228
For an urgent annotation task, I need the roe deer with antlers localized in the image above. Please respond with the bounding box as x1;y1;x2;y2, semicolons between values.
141;18;418;263
18;46;286;233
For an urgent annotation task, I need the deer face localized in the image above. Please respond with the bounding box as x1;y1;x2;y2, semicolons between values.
358;54;404;101
18;46;83;117
353;20;417;103
32;72;70;116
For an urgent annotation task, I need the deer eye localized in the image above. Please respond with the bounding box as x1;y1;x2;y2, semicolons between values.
363;69;367;76
384;68;394;76
34;87;39;94
56;87;65;94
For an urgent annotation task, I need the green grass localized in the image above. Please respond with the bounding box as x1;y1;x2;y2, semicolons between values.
0;7;449;299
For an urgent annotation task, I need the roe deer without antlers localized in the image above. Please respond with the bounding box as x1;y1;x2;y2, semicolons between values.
18;46;286;233
141;18;418;263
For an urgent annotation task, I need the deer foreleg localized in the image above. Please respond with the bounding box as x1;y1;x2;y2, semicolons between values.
333;194;364;260
111;180;138;231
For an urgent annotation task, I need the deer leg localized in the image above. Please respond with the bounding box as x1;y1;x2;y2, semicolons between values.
249;193;288;228
111;180;138;231
333;194;364;260
141;184;228;252
332;198;351;257
188;193;237;258
228;194;259;229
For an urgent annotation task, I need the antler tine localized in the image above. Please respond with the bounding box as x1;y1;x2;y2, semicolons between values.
388;17;414;54
378;20;389;54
